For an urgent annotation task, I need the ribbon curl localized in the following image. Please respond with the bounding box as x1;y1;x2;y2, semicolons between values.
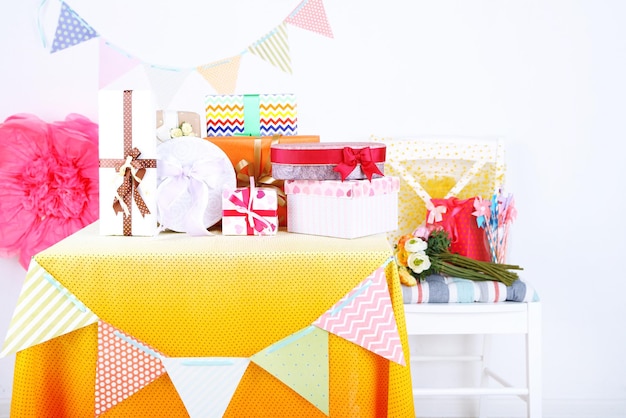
234;136;287;212
333;146;384;181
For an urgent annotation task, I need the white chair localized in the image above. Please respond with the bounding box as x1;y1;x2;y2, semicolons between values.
404;302;542;418
371;136;542;417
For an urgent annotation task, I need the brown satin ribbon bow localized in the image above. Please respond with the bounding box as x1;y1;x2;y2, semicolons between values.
112;147;152;217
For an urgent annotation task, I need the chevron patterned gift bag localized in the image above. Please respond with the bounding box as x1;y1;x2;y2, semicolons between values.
205;93;297;137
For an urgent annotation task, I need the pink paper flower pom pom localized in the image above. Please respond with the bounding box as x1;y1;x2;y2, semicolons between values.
0;113;99;269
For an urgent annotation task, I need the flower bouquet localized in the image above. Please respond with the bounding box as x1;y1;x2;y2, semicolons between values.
395;224;522;287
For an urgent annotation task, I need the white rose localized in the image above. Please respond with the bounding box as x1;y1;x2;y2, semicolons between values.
407;252;431;274
180;122;194;136
170;127;183;138
405;237;427;253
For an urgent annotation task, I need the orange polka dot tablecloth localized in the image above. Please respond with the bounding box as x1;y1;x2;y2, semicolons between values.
9;222;414;417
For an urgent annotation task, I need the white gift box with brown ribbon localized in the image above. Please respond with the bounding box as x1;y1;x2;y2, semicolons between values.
98;90;158;236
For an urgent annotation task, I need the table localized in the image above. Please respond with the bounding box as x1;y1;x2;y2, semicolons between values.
8;222;414;417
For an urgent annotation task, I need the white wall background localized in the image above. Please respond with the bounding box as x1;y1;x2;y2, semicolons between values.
1;0;625;417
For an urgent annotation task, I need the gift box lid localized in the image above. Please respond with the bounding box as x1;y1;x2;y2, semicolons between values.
270;142;386;166
284;176;399;199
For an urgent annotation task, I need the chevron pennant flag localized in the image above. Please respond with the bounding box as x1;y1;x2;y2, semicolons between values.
162;357;250;418
285;0;334;38
197;55;242;95
0;260;98;357
99;39;141;88
95;321;167;416
247;23;292;74
313;263;406;366
205;93;297;137
50;1;99;53
251;326;329;415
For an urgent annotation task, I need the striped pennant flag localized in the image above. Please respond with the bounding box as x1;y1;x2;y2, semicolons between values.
247;23;292;74
0;259;98;357
251;326;329;415
313;263;406;365
162;357;250;418
197;55;242;95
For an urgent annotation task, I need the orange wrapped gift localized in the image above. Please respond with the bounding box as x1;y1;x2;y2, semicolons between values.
204;135;320;226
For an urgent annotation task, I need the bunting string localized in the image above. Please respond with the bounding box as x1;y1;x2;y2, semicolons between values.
2;260;403;417
39;0;334;103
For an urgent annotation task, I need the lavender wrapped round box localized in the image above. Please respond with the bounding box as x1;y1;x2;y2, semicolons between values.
270;142;386;181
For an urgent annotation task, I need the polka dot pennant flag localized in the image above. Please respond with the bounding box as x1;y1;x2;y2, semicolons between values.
50;1;98;53
285;0;334;38
0;259;98;357
95;321;166;417
251;325;329;415
313;262;406;366
197;55;242;95
162;357;250;418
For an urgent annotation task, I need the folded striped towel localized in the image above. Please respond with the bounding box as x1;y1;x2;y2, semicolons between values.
402;274;539;304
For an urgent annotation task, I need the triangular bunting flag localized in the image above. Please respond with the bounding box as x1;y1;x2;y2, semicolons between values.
143;65;193;108
197;55;242;95
251;326;329;415
247;23;292;74
95;321;166;417
50;2;98;53
162;357;250;418
99;39;141;88
285;0;334;38
313;264;406;365
0;259;98;357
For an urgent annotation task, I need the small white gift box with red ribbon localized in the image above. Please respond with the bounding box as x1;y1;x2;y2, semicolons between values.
222;178;279;236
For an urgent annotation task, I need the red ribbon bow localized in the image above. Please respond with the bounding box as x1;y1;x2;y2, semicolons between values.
333;146;384;181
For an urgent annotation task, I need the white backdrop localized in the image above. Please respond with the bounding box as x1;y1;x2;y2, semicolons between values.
1;0;625;416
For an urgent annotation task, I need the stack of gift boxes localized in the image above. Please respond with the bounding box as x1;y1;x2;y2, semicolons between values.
270;142;399;238
98;90;399;239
